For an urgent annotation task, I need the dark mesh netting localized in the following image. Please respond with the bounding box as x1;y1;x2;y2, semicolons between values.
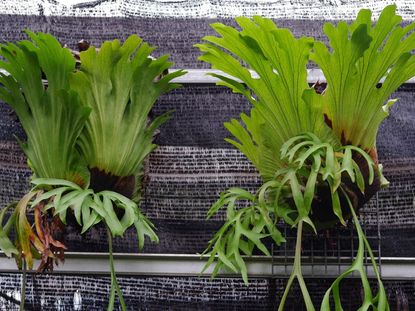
0;84;413;255
0;16;335;70
0;12;414;311
0;273;413;310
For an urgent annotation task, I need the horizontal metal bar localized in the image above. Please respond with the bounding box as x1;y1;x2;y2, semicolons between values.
170;68;415;84
0;253;414;280
170;68;323;84
2;68;415;85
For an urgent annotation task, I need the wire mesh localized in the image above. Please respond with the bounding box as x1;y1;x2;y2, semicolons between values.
271;194;382;278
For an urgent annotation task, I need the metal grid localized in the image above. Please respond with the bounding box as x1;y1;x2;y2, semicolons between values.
271;194;382;278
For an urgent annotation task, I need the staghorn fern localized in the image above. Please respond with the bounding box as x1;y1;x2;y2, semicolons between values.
0;31;184;311
311;5;415;151
71;35;184;178
196;16;339;181
196;5;414;310
0;32;90;272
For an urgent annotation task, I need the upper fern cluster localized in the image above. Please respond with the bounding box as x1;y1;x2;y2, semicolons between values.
196;5;415;181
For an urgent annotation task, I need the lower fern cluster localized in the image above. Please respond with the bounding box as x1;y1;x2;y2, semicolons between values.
203;133;389;310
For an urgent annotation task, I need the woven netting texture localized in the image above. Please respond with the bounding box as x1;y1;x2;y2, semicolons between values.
0;13;414;252
0;9;414;311
0;273;413;310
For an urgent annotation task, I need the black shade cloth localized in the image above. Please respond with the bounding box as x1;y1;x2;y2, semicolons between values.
0;14;414;311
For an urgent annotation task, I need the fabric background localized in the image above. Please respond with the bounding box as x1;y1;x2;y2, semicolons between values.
0;1;414;309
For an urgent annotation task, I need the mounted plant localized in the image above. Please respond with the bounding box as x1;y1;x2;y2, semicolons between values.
196;5;415;310
0;31;185;310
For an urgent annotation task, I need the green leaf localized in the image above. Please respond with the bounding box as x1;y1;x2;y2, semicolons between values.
311;4;415;149
340;148;355;182
0;204;18;256
322;145;335;180
202;191;283;285
209;73;253;100
232;221;248;285
352;160;366;193
196;17;335;180
224;118;261;171
0;230;18;257
241;228;270;256
302;216;317;235
322;188;390;310
69;190;94;225
377;164;390;188
81;206;100;234
134;210;159;250
275;204;296;226
15;191;39;269
304;170;317;213
207;187;256;219
330;184;345;226
288;172;306;216
53;189;82;216
281;135;309;159
72;35;185;177
0;32;90;184
100;191;139;234
348;146;375;185
0;203;17;233
31;187;70;208
107;283;116;311
101;194;125;237
258;180;280;206
31;178;81;190
295;144;326;168
286;141;314;163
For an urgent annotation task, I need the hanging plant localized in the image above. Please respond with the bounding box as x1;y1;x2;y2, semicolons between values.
0;31;185;310
196;5;415;310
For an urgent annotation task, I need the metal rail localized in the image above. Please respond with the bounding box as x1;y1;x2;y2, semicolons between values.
0;253;414;280
2;68;415;84
170;68;415;84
